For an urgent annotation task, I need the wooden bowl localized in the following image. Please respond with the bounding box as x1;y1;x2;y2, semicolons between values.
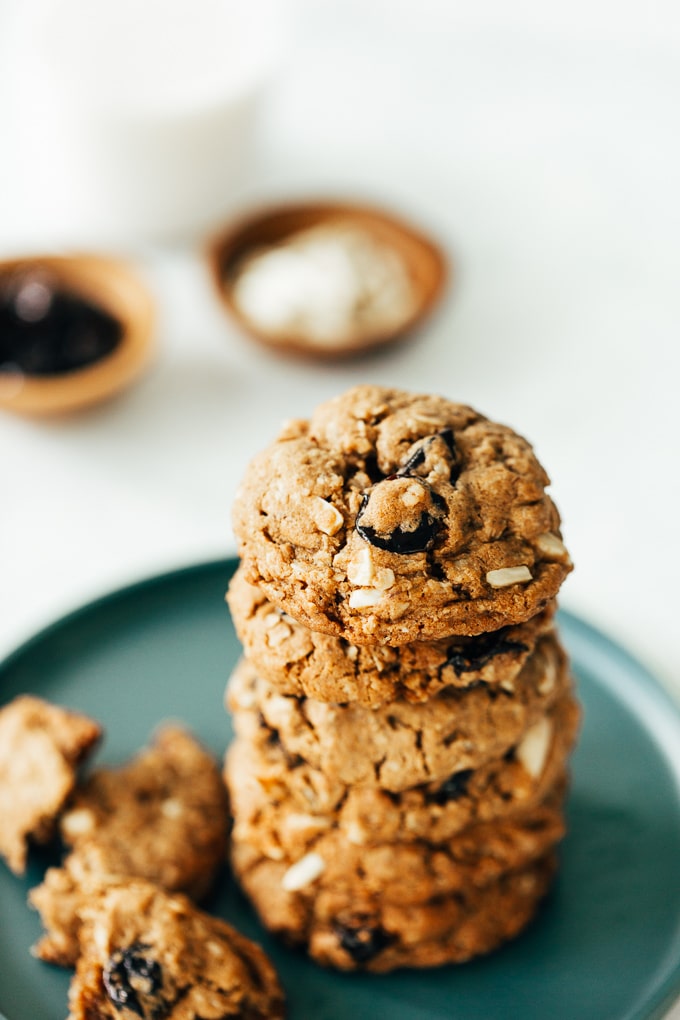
0;254;156;416
206;200;448;359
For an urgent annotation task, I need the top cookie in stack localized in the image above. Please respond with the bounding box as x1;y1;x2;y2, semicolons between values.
232;384;571;653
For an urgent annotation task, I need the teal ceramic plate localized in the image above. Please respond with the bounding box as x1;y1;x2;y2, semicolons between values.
1;559;680;1020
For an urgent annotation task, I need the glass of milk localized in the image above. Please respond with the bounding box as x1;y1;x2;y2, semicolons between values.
31;0;286;242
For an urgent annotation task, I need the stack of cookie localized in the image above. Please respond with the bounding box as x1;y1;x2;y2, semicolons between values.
226;384;578;972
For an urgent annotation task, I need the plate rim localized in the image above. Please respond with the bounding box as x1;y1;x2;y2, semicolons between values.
1;555;680;1020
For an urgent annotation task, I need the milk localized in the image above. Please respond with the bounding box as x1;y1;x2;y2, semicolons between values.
28;0;286;241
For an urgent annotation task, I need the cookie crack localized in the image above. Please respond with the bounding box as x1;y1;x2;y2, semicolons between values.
372;755;387;783
374;717;430;786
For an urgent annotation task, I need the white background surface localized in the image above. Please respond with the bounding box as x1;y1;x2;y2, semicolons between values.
1;0;679;1013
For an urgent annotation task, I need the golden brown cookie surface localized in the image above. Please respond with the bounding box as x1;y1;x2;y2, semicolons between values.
234;849;556;972
228;564;558;706
230;777;566;906
225;693;579;850
232;385;572;644
227;633;570;792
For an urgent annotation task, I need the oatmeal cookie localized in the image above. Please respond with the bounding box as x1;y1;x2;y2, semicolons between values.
227;632;569;792
66;879;285;1019
225;692;579;851
232;385;571;644
236;851;556;972
0;695;101;875
227;565;557;706
230;779;566;912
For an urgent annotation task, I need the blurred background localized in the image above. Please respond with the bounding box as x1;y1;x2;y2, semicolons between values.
0;0;678;712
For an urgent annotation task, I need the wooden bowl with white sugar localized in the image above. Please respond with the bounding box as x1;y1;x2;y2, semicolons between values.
206;201;448;359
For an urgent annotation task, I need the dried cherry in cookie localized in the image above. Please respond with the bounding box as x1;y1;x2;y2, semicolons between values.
427;769;474;806
103;943;166;1018
442;629;529;678
332;917;395;964
396;426;459;482
354;479;447;554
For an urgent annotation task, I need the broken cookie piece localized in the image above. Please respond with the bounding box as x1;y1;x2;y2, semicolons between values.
0;695;101;875
30;725;229;965
66;880;286;1019
59;724;228;899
